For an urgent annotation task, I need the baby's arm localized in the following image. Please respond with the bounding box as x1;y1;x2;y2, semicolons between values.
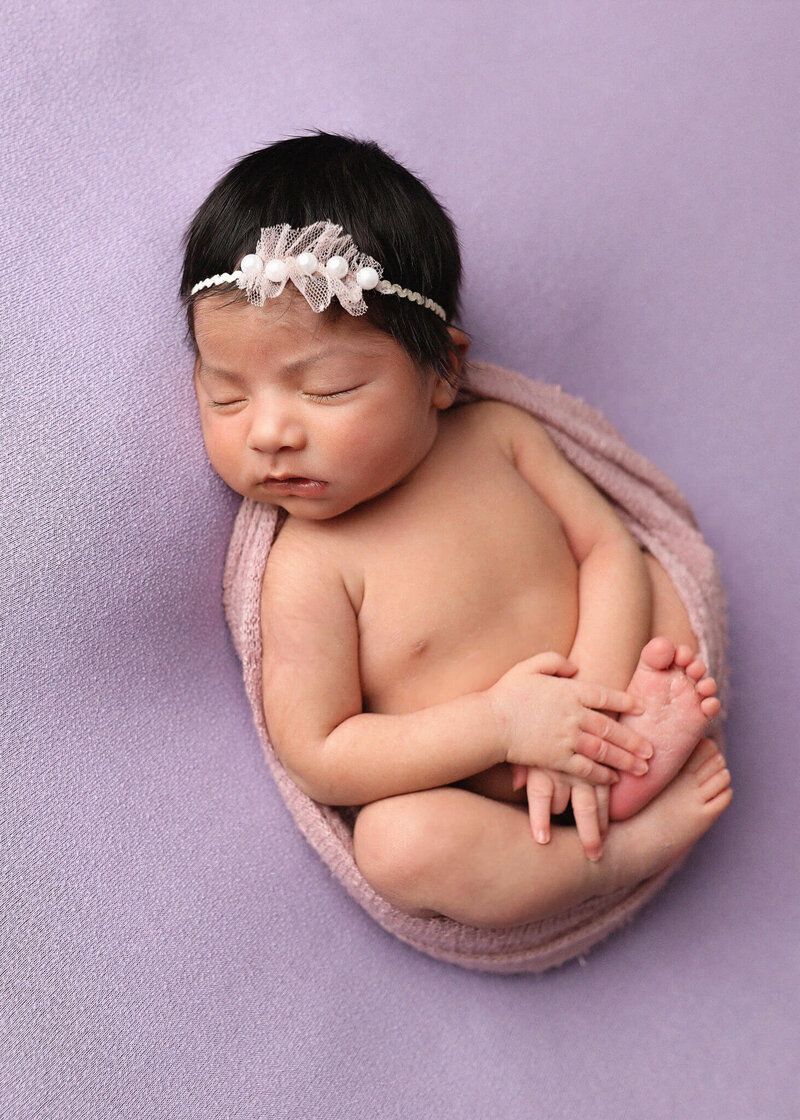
487;402;654;854
260;526;503;806
260;524;648;808
496;403;652;688
483;400;652;688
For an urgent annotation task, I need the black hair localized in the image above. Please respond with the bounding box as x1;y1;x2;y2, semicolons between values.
179;129;467;388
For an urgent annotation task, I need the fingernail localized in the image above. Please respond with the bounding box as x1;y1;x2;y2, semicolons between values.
640;745;654;759
635;762;648;775
535;830;549;844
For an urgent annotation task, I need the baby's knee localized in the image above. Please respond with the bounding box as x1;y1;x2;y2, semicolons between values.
353;791;449;901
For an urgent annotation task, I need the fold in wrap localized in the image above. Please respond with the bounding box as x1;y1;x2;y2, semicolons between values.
222;361;728;974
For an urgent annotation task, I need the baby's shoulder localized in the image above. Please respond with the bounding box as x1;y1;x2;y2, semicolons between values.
451;398;550;453
268;514;343;565
265;514;362;610
455;397;543;427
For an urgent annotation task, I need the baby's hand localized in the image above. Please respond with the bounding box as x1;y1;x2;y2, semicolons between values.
486;651;653;783
514;766;611;861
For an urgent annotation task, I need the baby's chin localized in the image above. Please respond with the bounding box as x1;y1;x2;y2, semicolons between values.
246;489;356;521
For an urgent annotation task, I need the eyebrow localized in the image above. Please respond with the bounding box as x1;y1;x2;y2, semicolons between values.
198;349;353;383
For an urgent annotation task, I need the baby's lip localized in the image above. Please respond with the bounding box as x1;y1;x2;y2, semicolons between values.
259;475;328;491
262;473;321;482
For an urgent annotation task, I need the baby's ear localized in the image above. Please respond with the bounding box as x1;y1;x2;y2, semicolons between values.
431;375;459;410
447;325;470;356
445;325;470;387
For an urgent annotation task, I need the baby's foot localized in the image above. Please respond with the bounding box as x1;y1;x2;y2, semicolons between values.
602;738;732;888
609;636;721;821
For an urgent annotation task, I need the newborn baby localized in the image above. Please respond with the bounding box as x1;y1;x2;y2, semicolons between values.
183;132;732;929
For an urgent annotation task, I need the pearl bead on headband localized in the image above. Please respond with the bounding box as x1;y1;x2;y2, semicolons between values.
190;220;447;322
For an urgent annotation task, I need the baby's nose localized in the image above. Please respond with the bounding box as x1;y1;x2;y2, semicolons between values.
247;408;306;453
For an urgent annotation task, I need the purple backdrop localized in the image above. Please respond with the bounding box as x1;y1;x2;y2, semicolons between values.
3;2;799;1117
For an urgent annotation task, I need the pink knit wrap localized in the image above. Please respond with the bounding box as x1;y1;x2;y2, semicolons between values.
222;361;728;973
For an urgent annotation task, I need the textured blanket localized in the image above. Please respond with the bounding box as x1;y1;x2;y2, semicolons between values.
222;360;728;974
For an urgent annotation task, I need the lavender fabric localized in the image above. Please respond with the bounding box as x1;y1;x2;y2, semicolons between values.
4;2;799;1117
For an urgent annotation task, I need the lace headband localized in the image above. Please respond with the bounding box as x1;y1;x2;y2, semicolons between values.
190;220;447;322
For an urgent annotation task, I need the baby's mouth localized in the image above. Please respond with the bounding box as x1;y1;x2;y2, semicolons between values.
260;476;328;494
263;474;320;483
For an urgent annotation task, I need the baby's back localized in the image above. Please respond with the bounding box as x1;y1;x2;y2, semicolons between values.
282;401;580;715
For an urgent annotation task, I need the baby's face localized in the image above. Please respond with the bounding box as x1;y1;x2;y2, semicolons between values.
192;290;457;520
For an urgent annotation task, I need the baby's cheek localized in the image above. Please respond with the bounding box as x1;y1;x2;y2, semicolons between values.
205;432;243;486
337;427;382;469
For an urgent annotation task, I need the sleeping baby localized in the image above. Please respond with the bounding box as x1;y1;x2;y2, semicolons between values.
182;131;732;929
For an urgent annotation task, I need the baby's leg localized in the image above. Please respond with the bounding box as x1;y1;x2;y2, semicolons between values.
353;739;732;928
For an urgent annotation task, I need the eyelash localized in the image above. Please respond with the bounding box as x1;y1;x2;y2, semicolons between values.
303;387;358;402
209;387;358;407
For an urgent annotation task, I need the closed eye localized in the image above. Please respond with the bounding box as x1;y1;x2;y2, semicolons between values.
303;385;362;402
208;385;363;407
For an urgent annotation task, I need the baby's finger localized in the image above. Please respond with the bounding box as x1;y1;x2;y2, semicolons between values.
581;710;652;758
604;720;654;760
578;682;644;715
596;784;610;839
551;773;572;816
526;770;556;844
568;754;620;786
571;783;603;861
577;731;651;776
510;763;528;791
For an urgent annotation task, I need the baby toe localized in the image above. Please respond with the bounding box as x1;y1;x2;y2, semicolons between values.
696;676;717;697
640;636;676;671
700;696;721;719
701;763;732;796
685;658;707;681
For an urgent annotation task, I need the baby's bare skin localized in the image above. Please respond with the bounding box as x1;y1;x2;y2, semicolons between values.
193;290;730;925
293;402;714;813
611;636;721;820
313;400;580;717
354;737;732;927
